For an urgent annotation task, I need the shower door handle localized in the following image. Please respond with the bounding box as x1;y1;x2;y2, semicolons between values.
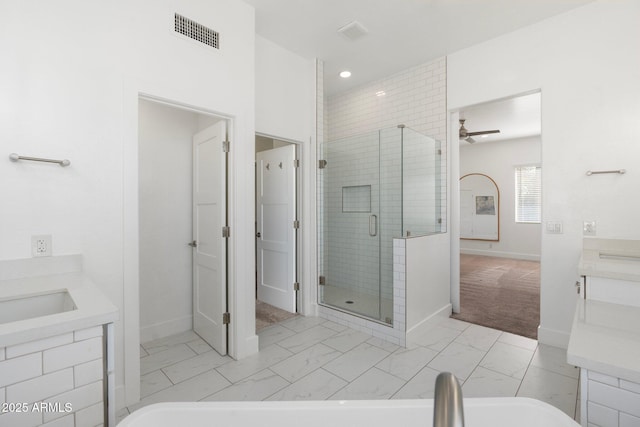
369;215;377;237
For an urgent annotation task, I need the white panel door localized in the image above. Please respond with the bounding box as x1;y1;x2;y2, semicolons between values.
256;145;296;313
192;121;227;355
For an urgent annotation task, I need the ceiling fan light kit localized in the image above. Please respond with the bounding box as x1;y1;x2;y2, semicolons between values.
459;119;500;143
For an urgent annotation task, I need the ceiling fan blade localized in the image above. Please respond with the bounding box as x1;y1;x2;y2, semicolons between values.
466;129;500;137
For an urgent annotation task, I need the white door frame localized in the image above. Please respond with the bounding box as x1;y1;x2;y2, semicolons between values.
255;133;304;316
127;92;234;405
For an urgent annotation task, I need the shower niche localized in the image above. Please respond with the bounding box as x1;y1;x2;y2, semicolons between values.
317;125;446;336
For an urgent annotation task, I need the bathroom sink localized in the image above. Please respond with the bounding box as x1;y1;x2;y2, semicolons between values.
0;290;76;324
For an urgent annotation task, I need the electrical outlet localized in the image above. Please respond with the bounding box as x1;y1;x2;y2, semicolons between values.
583;221;597;236
32;235;52;257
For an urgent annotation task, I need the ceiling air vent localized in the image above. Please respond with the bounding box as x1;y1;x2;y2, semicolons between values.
174;13;219;49
337;20;369;41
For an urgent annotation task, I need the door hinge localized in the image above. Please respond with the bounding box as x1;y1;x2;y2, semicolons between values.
294;159;300;168
222;312;230;324
223;140;230;153
294;282;300;291
222;226;230;238
318;160;327;169
437;149;442;155
319;275;325;286
293;220;300;229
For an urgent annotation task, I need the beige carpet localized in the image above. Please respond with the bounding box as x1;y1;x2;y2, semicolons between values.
256;300;297;331
451;254;540;339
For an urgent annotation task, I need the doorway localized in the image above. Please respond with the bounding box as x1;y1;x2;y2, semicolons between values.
255;135;300;331
138;98;229;355
453;92;542;339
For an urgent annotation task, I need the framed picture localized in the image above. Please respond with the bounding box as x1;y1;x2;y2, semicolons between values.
476;195;496;215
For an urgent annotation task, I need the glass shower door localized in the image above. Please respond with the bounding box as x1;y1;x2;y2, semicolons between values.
318;130;382;321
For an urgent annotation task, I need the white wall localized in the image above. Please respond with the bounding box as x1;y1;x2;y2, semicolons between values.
1;0;255;408
448;0;640;347
138;100;205;343
460;136;542;260
255;35;317;315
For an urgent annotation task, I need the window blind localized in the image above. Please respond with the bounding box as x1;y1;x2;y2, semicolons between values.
515;166;541;223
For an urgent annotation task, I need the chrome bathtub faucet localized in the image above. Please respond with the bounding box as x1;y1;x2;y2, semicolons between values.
433;372;465;427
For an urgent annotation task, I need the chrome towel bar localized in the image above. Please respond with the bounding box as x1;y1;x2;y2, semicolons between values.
586;169;625;176
9;153;70;167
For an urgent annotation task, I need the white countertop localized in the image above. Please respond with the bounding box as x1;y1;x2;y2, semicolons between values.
578;238;640;282
0;271;119;348
567;298;640;383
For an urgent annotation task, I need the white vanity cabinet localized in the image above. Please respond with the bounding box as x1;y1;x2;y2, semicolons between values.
568;239;640;427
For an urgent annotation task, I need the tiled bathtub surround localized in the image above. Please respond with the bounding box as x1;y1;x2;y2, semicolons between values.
0;326;105;427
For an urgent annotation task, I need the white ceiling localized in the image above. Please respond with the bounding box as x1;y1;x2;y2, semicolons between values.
460;92;541;144
244;0;594;96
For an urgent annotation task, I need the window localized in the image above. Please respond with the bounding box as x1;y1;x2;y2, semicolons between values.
515;165;541;223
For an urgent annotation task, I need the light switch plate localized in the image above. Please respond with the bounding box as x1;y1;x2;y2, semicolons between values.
546;221;563;234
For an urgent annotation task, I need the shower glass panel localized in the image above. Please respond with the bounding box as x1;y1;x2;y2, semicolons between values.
318;126;444;325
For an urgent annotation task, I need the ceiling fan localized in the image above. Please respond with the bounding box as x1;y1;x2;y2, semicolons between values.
459;119;500;143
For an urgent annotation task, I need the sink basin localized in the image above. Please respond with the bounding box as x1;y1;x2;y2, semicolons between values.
0;290;76;324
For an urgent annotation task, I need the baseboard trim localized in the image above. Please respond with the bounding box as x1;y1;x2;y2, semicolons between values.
140;315;192;344
406;304;452;342
461;248;540;262
537;325;570;349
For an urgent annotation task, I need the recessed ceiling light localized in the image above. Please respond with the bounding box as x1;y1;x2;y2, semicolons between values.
339;71;351;78
375;91;386;97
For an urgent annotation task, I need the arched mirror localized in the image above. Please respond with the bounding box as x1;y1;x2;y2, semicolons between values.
460;173;499;241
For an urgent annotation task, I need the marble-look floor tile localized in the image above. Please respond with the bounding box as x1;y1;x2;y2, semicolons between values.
162;350;230;384
266;369;347;401
376;346;438;381
438;317;472;332
330;368;405;400
276;325;338;354
428;342;486;381
258;324;296;349
517;365;579;418
498;332;538;351
142;330;200;354
530;344;579;379
392;366;441;399
408;325;462;351
322;329;371;352
129;369;231;412
367;336;400;353
139;345;148;358
454;324;501;352
140;344;196;375
479;341;534;380
140;370;172;398
321;320;350;333
462;366;521;398
202;369;289;402
323;342;390;382
270;343;341;383
186;338;213;355
279;316;327;333
215;344;292;383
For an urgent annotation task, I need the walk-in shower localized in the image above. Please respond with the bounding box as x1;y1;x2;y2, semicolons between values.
318;125;445;324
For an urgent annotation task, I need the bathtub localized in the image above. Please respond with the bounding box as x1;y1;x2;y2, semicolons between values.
117;398;579;427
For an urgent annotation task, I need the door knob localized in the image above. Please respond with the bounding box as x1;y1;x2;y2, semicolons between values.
188;240;197;247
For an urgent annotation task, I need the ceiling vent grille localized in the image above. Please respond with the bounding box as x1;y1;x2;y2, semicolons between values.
337;20;369;41
174;13;219;49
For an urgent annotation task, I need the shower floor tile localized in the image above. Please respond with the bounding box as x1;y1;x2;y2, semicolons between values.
123;316;580;423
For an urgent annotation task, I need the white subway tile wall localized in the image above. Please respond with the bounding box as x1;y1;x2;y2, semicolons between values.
583;368;640;427
0;327;105;427
317;57;447;332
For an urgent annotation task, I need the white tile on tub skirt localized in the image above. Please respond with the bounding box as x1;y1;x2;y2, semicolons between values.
265;369;347;401
462;366;521;398
329;367;405;400
202;369;289;402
